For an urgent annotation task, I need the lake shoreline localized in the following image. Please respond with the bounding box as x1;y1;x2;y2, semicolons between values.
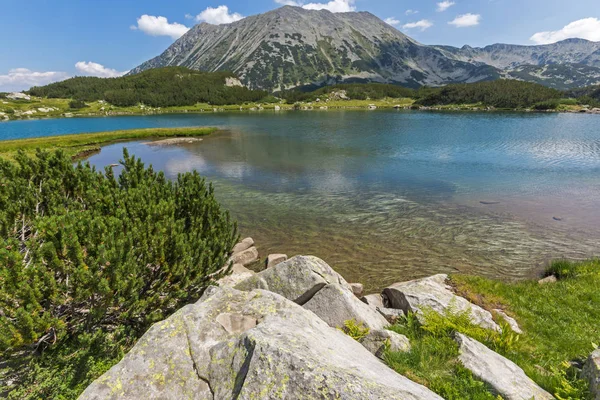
3;100;599;123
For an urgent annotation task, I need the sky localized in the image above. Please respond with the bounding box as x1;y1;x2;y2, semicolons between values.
0;0;598;91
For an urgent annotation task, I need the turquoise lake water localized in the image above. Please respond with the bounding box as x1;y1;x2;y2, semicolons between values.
2;110;599;290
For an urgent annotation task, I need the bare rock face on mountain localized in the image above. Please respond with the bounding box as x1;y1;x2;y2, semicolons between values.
130;6;499;91
130;7;600;91
79;286;443;400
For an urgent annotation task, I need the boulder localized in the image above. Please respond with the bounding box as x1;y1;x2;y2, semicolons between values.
235;255;352;305
230;246;258;266
360;329;411;359
265;253;287;269
538;275;557;285
350;283;364;297
232;237;254;254
493;309;523;334
583;349;600;400
216;263;255;287
383;275;500;332
362;293;387;309
303;283;389;330
377;307;405;324
80;287;443;400
455;333;553;400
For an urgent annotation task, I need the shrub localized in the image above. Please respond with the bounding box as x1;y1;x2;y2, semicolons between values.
341;319;370;341
545;259;580;280
0;149;238;398
68;99;88;109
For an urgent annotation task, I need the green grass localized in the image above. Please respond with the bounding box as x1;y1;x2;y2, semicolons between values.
386;259;600;399
0;126;217;160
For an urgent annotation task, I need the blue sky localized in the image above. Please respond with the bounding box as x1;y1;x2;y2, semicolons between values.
0;0;598;91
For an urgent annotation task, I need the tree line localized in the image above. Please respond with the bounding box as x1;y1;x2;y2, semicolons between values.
27;67;269;107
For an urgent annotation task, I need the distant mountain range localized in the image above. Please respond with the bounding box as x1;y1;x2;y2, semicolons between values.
130;6;600;91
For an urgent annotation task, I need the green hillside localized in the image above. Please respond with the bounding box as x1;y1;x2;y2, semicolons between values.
26;67;269;107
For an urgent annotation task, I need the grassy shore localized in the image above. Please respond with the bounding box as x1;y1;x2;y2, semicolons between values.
0;126;217;160
384;259;600;399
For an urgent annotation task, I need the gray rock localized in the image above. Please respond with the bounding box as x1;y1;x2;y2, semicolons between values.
378;307;406;324
216;263;255;287
362;293;387;309
455;333;553;400
493;309;523;334
383;274;500;332
235;255;352;305
538;275;557;284
350;283;364;297
232;237;254;254
303;283;390;330
583;349;600;400
230;246;258;266
360;329;411;359
81;286;443;400
265;253;287;268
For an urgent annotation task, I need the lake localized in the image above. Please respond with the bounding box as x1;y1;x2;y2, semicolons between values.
2;110;600;291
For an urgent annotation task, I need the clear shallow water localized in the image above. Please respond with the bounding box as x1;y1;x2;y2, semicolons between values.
3;111;600;290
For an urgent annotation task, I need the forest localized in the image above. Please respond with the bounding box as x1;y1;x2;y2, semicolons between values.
26;67;269;107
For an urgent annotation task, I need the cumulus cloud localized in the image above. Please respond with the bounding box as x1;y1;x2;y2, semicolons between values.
195;6;244;24
75;62;128;78
385;17;400;26
0;68;70;92
449;13;481;28
436;1;455;12
275;0;302;5
530;18;600;44
402;19;434;31
302;0;355;12
132;15;189;39
405;9;419;16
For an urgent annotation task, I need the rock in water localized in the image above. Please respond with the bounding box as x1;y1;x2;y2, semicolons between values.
583;349;600;400
383;274;500;331
235;255;352;304
303;283;389;330
80;287;443;400
454;333;553;400
232;237;254;254
265;253;287;268
230;246;259;266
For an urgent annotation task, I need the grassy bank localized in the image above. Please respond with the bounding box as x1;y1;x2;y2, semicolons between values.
0;126;217;160
384;259;600;399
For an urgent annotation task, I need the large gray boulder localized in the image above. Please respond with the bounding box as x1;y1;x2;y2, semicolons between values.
235;255;352;304
454;333;553;400
216;263;255;287
303;283;389;330
583;349;600;400
383;274;500;332
230;246;258;266
80;287;443;400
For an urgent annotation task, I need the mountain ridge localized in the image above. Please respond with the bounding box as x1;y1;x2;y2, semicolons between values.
130;6;600;91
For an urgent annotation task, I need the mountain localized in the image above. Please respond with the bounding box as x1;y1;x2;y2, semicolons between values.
130;6;600;91
435;38;600;70
130;6;500;91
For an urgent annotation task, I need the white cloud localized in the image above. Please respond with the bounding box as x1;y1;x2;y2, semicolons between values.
75;62;127;78
405;9;419;16
132;15;189;39
272;0;355;12
301;0;355;12
0;68;70;92
530;18;600;45
195;6;244;25
436;1;455;12
449;13;481;28
275;0;302;5
385;17;400;26
402;19;433;31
